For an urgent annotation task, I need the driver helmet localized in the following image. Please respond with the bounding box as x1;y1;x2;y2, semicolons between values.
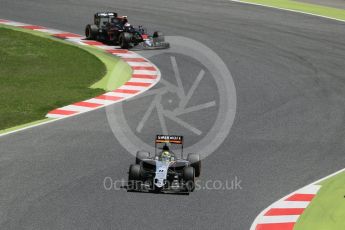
160;144;171;161
123;16;128;24
161;150;171;161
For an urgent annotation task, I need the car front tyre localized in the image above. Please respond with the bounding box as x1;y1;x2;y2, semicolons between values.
128;164;141;191
187;153;201;177
183;166;195;192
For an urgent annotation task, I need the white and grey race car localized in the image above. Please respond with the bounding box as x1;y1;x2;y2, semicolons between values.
127;135;201;194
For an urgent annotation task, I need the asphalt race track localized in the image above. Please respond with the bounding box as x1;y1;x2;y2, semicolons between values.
1;0;345;229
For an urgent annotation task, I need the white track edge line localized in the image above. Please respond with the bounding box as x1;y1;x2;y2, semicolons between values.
229;0;345;23
258;215;300;224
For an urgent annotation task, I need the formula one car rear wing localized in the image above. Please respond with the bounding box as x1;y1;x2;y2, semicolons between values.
155;135;183;144
95;12;117;17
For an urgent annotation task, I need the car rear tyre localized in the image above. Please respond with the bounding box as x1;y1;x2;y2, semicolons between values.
183;166;195;192
136;151;150;164
187;153;201;177
119;32;132;49
85;24;98;40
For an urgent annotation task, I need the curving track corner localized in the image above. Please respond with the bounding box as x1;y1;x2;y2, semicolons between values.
251;185;321;230
0;19;161;123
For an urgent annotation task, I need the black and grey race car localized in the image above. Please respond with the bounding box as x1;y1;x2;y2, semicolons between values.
127;135;201;194
85;12;170;49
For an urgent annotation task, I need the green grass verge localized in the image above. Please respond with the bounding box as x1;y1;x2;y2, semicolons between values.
0;26;132;131
0;24;132;92
294;171;345;229
237;0;345;21
87;47;132;91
